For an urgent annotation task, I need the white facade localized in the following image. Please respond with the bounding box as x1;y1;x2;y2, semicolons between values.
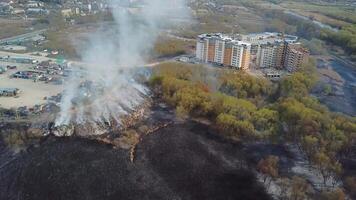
195;33;251;69
214;39;225;64
196;40;205;61
256;44;282;68
231;45;243;68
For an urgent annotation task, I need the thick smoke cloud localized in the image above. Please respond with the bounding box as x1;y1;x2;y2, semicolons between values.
55;0;189;127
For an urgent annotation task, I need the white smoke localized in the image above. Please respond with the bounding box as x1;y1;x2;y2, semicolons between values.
55;0;190;127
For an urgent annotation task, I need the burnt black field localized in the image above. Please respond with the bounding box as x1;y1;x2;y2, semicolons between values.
0;106;272;200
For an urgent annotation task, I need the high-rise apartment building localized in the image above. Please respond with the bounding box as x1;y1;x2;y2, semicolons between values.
256;42;285;69
196;33;251;69
284;43;310;73
196;32;308;72
256;41;309;71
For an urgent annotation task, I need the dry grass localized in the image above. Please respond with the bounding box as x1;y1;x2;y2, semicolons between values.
42;26;94;59
280;1;356;24
154;37;193;57
0;19;30;39
295;10;350;27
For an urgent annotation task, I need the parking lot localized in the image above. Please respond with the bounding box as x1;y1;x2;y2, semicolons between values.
0;62;64;109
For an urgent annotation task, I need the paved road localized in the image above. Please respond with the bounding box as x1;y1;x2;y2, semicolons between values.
0;29;47;44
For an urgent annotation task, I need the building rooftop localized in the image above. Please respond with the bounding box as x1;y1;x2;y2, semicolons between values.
198;32;298;46
289;43;309;54
198;33;251;46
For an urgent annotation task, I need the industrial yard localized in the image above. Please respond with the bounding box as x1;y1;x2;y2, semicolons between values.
0;70;63;108
0;51;65;109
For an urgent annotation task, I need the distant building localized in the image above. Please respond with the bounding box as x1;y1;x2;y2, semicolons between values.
61;8;72;17
256;42;285;69
265;71;281;79
12;8;25;14
196;33;251;69
284;43;309;73
0;66;7;74
196;32;308;72
256;41;308;71
238;32;298;55
26;8;49;15
75;7;80;15
88;4;92;13
26;1;44;8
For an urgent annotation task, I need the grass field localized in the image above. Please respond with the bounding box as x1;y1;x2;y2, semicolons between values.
293;10;349;27
279;1;356;24
154;37;194;58
0;19;31;39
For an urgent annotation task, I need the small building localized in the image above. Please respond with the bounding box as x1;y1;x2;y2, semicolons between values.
284;43;309;73
7;57;38;64
0;66;7;73
26;1;44;8
0;88;19;96
61;8;72;17
75;7;80;15
178;56;189;62
265;71;281;79
26;8;49;15
12;8;25;14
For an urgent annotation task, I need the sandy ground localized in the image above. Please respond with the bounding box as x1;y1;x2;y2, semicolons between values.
0;50;54;63
0;62;63;109
0;45;27;51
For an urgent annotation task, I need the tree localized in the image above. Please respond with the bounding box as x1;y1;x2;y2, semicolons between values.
154;62;193;81
302;135;319;160
280;72;316;98
313;152;342;187
345;176;356;198
219;71;271;99
278;177;290;199
319;188;345;200
218;95;257;120
173;86;211;117
332;115;356;157
154;38;189;58
257;155;279;187
216;113;255;138
323;84;332;95
253;108;279;139
290;176;311;200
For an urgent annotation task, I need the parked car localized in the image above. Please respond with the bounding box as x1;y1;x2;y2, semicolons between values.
6;65;17;69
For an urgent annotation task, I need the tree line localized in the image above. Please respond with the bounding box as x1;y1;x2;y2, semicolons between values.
149;61;356;198
320;25;356;60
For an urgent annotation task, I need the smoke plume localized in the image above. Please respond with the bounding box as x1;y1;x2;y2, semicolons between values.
55;0;189;128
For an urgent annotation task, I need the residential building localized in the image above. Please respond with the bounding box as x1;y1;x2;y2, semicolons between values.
196;32;308;72
196;33;251;69
12;8;25;14
26;8;49;15
256;41;285;69
284;43;309;72
195;38;205;61
26;1;44;8
61;8;72;17
239;32;298;56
